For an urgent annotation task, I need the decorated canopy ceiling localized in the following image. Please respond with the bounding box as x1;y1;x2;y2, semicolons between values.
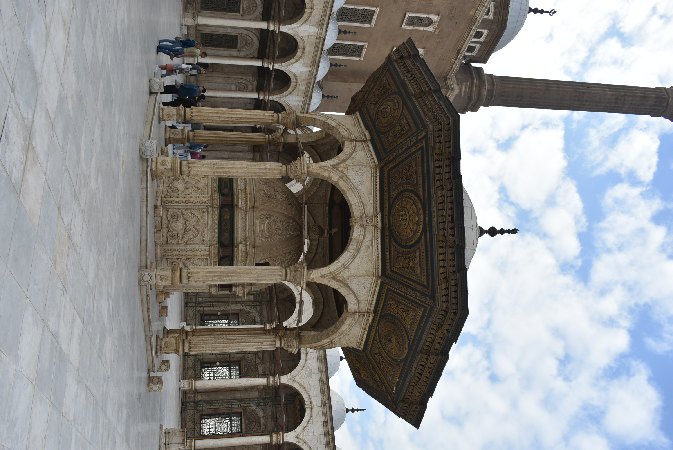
342;39;469;428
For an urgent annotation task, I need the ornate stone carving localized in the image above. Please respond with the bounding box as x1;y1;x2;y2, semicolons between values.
149;77;164;93
163;208;209;245
376;313;409;361
158;360;171;372
147;375;163;392
390;191;423;246
138;269;156;286
139;139;158;159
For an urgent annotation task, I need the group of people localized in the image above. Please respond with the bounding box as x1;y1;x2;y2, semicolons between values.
157;36;211;160
156;37;207;59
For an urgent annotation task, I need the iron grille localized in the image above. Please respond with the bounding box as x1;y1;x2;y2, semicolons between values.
336;6;376;25
200;413;242;435
201;362;241;380
200;33;239;49
404;15;435;28
200;313;240;326
200;0;241;13
328;42;365;59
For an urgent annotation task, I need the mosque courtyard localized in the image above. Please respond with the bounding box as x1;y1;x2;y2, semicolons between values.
0;0;183;448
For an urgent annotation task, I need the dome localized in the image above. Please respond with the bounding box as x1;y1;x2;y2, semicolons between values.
326;348;341;378
249;179;304;266
331;389;346;430
332;0;347;12
309;84;323;111
316;51;331;81
324;14;339;50
463;188;479;268
494;0;529;52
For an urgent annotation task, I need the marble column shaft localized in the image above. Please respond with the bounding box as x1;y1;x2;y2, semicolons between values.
161;106;297;128
190;432;283;449
160;326;299;354
152;156;285;179
194;16;274;30
181;375;280;391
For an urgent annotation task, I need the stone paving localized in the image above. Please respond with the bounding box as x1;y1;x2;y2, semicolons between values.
0;0;182;448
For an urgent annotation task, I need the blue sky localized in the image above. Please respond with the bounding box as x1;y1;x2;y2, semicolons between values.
331;1;673;449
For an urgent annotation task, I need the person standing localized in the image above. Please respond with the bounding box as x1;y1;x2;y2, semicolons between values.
162;81;206;98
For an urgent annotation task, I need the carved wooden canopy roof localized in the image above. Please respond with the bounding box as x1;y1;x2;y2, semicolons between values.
342;39;469;428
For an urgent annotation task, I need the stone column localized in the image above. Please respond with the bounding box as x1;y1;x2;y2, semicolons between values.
152;156;286;179
208;90;262;99
158;325;299;354
181;375;280;392
451;63;673;121
154;261;306;291
161;106;296;128
188;432;283;449
189;15;274;30
199;56;269;67
164;128;280;146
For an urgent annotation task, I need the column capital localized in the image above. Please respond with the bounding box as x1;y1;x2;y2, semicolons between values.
284;263;307;286
279;110;298;129
270;432;284;445
277;328;300;354
285;157;308;183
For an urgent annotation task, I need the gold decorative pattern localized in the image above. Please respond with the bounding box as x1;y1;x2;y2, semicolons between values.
390;192;423;246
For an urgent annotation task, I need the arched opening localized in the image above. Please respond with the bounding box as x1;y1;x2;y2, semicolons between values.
182;348;301;382
299;282;346;332
217;177;304;268
263;0;306;25
259;30;299;63
180;383;306;439
257;67;292;95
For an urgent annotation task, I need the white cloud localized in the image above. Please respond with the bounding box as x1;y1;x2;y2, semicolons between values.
602;363;665;445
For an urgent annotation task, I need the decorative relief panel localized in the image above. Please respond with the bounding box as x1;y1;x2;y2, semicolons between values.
162;208;210;245
156;176;218;268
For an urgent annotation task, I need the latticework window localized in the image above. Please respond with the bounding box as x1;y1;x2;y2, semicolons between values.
405;15;434;28
328;42;366;59
200;33;239;49
402;13;440;31
336;6;378;26
200;0;241;13
201;362;241;380
200;313;240;326
200;413;242;436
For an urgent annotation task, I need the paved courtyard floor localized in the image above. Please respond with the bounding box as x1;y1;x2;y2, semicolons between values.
0;0;182;448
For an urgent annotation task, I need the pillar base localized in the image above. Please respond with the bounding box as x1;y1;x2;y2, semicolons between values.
165;127;189;145
163;427;188;450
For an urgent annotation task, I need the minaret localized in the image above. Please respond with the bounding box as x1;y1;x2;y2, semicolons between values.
450;63;673;121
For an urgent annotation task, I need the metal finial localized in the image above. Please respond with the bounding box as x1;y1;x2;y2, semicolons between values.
330;62;347;68
478;226;519;238
528;7;557;16
322;94;339;100
338;28;357;35
346;407;366;413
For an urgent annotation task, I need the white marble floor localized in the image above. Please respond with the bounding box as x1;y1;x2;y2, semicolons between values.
0;0;182;448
